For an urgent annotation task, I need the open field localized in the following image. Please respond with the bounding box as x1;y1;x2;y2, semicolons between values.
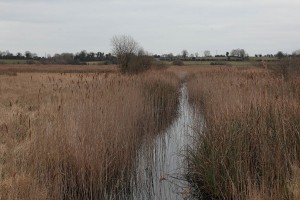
0;67;180;199
159;58;277;68
186;66;300;199
183;60;256;66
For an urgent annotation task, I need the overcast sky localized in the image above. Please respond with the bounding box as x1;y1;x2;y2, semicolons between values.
0;0;299;56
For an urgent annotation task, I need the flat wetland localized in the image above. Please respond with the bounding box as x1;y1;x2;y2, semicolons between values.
1;62;300;199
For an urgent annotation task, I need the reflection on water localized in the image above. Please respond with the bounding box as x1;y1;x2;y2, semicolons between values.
126;83;200;200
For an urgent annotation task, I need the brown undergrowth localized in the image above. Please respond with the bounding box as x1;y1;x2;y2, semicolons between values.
0;69;180;199
187;66;300;199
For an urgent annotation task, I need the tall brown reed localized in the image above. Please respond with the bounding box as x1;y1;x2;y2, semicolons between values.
0;70;180;199
187;66;300;199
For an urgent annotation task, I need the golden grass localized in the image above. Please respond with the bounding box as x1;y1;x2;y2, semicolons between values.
0;69;180;199
186;66;300;199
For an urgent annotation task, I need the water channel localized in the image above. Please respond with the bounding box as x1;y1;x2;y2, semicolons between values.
124;83;202;199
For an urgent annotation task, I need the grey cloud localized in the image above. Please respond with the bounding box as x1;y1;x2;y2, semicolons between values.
0;0;299;56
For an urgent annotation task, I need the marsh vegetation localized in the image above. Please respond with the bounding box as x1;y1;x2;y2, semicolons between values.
0;58;299;199
186;64;300;199
0;66;181;199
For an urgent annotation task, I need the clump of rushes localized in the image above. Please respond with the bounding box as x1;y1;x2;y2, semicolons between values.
142;73;180;133
187;66;300;199
0;70;180;199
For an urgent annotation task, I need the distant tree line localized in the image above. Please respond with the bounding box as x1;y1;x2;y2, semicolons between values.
1;48;299;66
0;50;39;60
159;49;249;61
158;49;300;62
0;50;117;65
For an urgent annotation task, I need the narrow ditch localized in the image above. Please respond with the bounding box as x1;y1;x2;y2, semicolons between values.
126;82;199;199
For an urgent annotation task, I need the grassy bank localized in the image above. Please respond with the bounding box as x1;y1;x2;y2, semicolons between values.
187;66;300;199
0;69;180;199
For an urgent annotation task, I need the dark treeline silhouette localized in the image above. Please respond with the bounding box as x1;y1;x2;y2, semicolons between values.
1;48;299;65
0;50;117;65
0;50;39;60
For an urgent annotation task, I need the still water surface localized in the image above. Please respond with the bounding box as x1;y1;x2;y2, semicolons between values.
128;83;199;200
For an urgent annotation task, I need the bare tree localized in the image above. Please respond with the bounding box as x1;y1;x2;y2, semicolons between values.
292;50;300;56
182;49;188;59
111;35;140;72
230;49;246;58
25;51;33;59
204;50;211;57
111;35;152;73
276;51;285;59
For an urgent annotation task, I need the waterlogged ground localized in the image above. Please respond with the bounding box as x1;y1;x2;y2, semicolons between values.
118;83;202;199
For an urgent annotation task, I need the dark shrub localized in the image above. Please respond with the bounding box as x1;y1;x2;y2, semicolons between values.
172;59;184;66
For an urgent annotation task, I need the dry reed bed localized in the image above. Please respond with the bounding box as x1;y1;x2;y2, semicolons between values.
187;66;300;199
0;64;117;75
0;70;180;199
